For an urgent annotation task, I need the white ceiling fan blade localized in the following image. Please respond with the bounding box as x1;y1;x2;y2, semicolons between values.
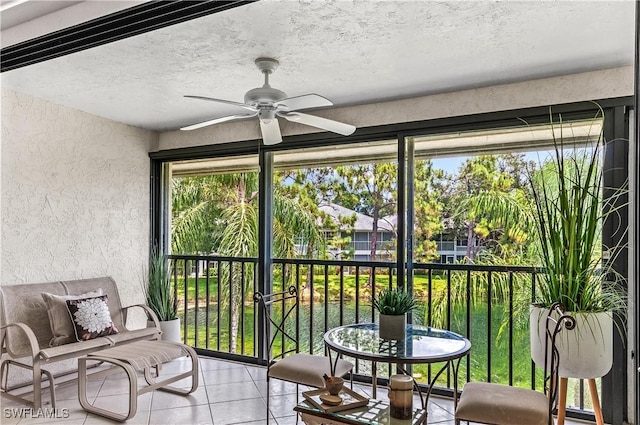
180;113;256;131
260;119;283;145
184;95;256;111
274;94;333;111
280;112;356;136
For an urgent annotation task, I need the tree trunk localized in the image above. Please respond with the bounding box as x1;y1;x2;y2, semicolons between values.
229;292;240;354
302;242;315;301
369;208;380;287
228;181;246;354
465;221;475;262
370;210;379;261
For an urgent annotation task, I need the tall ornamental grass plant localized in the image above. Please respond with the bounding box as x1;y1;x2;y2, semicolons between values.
528;111;626;314
144;247;178;321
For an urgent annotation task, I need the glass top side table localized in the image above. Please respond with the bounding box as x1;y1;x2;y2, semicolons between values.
294;398;427;425
324;323;471;409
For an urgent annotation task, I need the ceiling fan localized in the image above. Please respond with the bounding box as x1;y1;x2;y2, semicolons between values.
181;57;356;145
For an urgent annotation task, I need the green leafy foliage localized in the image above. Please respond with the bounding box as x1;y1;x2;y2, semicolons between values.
413;159;445;262
373;288;417;315
528;111;627;313
145;247;177;321
335;162;397;261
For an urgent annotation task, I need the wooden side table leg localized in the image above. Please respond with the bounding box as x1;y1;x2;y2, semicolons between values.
557;377;568;425
588;379;604;425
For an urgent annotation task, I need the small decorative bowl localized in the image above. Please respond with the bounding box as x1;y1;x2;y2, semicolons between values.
319;394;343;406
325;376;344;395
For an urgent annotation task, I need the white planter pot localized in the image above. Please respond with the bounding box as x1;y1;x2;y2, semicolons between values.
379;314;406;340
530;305;612;379
148;318;181;342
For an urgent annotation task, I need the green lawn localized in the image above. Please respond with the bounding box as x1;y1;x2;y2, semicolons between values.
174;272;445;304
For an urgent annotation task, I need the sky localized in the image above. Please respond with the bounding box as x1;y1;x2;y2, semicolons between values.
431;151;552;174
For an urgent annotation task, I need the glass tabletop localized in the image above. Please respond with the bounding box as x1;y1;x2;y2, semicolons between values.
295;399;426;425
324;323;471;363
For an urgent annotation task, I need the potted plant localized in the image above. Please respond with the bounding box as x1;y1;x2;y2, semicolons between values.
527;112;626;381
373;288;416;340
144;247;180;342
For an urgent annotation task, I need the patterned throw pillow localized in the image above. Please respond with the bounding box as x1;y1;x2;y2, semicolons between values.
65;295;119;341
42;289;104;346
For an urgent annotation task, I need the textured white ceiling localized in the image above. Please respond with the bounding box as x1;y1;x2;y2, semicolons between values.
0;0;82;30
1;0;635;131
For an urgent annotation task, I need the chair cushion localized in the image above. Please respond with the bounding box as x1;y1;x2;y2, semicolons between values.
455;382;550;425
268;353;353;388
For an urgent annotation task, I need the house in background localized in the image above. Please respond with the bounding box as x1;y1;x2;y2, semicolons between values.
318;203;395;261
319;204;481;263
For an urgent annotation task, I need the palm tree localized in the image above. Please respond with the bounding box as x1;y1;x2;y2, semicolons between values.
171;175;225;254
172;172;322;353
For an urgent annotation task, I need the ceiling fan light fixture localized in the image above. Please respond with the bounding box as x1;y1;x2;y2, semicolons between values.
258;109;276;124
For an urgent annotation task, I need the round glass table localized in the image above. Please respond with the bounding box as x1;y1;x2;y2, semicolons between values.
324;323;471;409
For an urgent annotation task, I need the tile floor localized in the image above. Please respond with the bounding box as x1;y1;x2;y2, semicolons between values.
1;356;593;425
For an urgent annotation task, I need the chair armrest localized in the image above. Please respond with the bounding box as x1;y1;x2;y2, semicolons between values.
0;322;40;359
123;304;161;329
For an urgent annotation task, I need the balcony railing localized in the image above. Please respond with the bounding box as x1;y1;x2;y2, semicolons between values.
167;254;596;418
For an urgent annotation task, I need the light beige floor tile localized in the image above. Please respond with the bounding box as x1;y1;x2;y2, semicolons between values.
265;392;300;418
201;367;253;385
275;415;299;425
157;357;196;374
0;408;24;425
198;357;247;371
425;403;455;423
148;404;213;425
90;391;153;414
247;365;268;381
428;420;455;425
52;378;103;403
430;394;455;410
50;398;87;416
149;371;201;390
150;385;209;410
7;406;86;424
254;379;301;397
209;397;269;424
0;397;35;409
95;376;139;397
205;380;262;403
17;419;86;425
83;410;150;425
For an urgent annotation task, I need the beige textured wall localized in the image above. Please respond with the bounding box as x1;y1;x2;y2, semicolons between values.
157;66;634;150
1;89;154;309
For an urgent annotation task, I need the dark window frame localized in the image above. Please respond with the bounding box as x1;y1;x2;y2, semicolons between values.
151;98;633;423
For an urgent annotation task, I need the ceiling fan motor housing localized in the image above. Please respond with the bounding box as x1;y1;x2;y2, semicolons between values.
244;86;287;106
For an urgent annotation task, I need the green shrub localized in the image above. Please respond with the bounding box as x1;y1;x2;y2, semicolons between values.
373;288;416;315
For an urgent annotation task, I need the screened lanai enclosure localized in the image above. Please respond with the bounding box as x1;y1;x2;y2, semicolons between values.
151;103;632;424
2;1;637;424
